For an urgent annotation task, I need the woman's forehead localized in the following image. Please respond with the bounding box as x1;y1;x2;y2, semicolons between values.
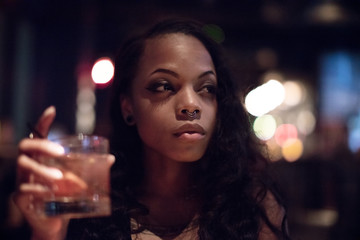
139;34;214;70
144;33;206;54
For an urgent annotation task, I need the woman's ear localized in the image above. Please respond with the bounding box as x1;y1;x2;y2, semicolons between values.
120;95;135;126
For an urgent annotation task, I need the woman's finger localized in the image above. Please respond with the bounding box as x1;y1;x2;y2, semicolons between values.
107;154;116;166
18;138;64;156
13;191;69;239
18;154;89;194
54;171;88;195
13;191;34;214
18;154;63;180
19;183;53;194
35;106;56;138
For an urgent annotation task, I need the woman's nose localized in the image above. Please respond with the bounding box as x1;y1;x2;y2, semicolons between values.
176;88;201;120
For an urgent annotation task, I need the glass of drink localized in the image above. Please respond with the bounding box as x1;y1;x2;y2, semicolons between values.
33;134;112;218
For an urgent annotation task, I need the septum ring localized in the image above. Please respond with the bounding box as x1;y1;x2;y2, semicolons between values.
184;109;200;119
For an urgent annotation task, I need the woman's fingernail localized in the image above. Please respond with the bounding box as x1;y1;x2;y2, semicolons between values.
47;168;63;179
43;106;56;116
51;143;65;155
108;155;115;165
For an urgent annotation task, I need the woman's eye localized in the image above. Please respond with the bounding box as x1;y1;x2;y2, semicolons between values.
146;82;174;93
200;84;217;95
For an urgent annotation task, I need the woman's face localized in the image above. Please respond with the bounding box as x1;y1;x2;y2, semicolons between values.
122;33;217;162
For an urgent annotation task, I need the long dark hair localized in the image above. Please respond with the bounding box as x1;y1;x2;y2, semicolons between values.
69;18;290;240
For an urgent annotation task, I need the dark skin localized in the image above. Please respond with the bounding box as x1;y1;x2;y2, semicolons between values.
120;34;216;238
14;106;115;240
14;33;284;240
112;33;218;240
136;159;200;229
15;107;72;240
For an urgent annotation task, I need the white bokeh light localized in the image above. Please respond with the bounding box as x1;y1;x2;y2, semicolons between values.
253;114;277;141
283;81;304;106
245;80;285;116
91;57;114;85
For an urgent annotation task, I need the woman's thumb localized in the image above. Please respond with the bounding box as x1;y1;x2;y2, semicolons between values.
35;106;56;138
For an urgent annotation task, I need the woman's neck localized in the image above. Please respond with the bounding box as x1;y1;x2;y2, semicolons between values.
133;148;201;230
141;152;194;198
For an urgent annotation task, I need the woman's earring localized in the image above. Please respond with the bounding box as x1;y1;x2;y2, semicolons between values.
125;115;135;125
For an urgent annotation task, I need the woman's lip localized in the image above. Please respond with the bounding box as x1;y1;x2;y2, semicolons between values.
173;124;205;138
175;132;205;141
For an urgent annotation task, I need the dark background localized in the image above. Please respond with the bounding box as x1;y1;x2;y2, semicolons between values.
1;1;360;239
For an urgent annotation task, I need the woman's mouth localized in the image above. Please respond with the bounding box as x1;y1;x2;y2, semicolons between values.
173;124;205;141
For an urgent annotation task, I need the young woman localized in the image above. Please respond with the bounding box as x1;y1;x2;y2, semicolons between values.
15;18;290;239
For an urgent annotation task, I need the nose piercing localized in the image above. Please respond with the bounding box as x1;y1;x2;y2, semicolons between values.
184;110;200;119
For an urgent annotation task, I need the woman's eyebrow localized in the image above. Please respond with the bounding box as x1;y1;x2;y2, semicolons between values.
150;69;216;79
198;70;216;79
150;68;179;78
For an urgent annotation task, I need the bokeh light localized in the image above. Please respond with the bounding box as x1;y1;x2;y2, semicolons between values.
76;87;96;108
282;138;304;162
306;2;348;24
76;87;96;134
245;72;315;161
348;113;360;153
283;81;304;106
91;57;114;86
253;114;277;140
297;110;316;135
263;71;284;83
76;110;95;134
275;124;298;146
245;80;285;117
202;24;225;43
265;138;283;161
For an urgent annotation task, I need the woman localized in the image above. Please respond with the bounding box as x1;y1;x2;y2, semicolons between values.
15;18;290;239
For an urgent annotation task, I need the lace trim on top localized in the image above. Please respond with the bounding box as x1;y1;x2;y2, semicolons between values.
130;216;199;240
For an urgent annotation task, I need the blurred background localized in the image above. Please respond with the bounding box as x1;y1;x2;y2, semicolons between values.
1;0;360;239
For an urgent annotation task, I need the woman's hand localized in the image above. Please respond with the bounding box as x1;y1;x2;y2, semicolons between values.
14;106;116;240
13;106;69;240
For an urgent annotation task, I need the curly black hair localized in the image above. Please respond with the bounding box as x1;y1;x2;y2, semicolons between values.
67;18;290;240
